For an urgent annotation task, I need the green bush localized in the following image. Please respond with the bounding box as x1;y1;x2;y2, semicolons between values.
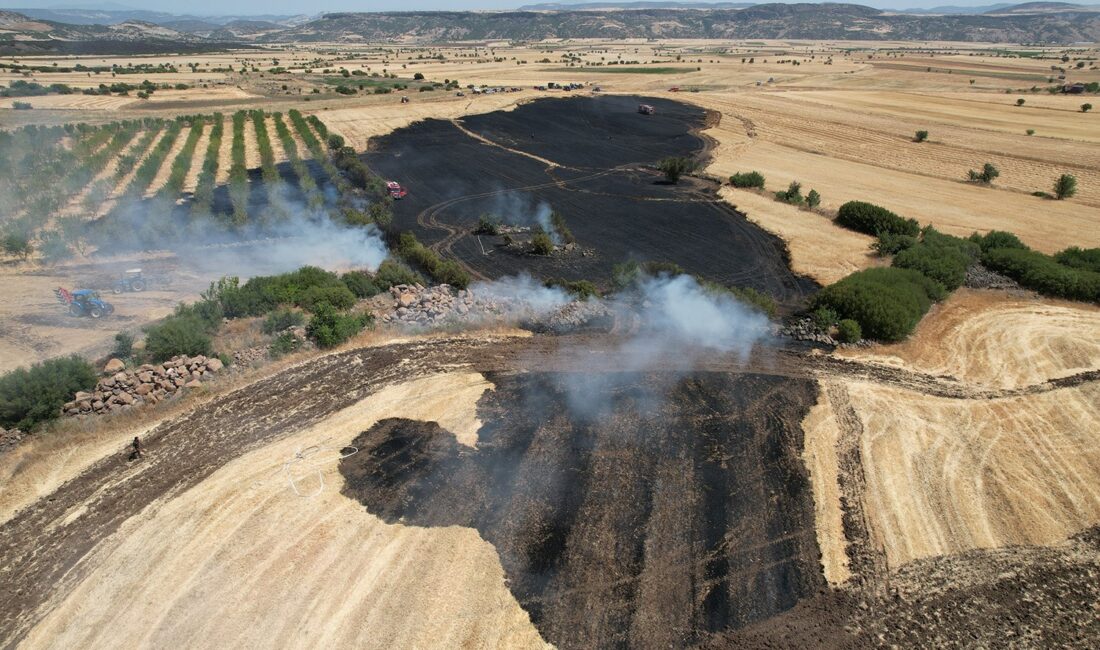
144;315;214;362
892;228;978;291
262;308;306;334
299;284;357;311
729;171;765;188
0;356;97;430
813;267;946;342
112;332;134;359
1054;247;1100;274
969;230;1027;253
396;232;471;288
873;232;918;257
775;180;804;205
982;247;1100;302
836;201;920;237
374;259;424;288
836;319;862;343
914;130;928;143
550;211;575;244
342;270;383;297
306;303;371;348
474;214;500;235
269;331;302;358
811;306;838;330
545;277;600;299
531;232;554;255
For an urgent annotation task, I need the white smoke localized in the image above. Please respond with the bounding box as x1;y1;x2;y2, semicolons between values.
468;273;573;320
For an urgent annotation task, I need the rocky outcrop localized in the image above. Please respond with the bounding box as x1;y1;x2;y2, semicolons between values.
62;355;226;418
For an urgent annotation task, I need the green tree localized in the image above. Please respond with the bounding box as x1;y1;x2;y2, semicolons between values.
806;189;821;208
2;232;32;260
914;130;928;142
1054;173;1077;200
657;156;693;184
1082;103;1093;113
413;72;425;80
967;163;1000;184
1015;98;1025;106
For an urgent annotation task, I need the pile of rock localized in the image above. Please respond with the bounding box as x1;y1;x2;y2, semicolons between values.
966;263;1020;290
780;318;840;346
532;300;614;333
233;346;269;366
62;355;225;418
380;284;502;327
0;427;25;454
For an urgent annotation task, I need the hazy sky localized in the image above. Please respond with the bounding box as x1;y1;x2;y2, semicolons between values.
0;0;1032;16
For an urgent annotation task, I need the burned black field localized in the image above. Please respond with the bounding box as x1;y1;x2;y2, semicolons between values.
340;371;825;649
364;96;816;306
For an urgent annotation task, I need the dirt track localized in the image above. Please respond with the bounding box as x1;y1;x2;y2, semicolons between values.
2;332;1098;647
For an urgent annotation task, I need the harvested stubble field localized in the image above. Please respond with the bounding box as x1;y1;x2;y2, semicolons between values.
2;37;1100;650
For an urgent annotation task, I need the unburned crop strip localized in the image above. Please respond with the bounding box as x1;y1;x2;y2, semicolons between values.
229;110;249;225
289;109;349;194
157;118;206;199
251;110;287;219
191;113;224;218
124;120;183;198
113;122;164;185
273;112;323;209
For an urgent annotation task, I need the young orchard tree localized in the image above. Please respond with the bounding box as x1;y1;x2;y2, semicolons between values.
1015;98;1026;106
914;130;928;143
1054;174;1077;200
1083;103;1093;113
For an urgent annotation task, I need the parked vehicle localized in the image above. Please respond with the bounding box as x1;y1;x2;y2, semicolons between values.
387;181;408;199
112;268;147;294
57;288;114;318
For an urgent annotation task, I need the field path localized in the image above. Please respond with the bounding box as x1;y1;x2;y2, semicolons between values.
181;125;212;194
144;125;192;198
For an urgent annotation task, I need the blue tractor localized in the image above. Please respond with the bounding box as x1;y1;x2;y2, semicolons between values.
57;288;115;319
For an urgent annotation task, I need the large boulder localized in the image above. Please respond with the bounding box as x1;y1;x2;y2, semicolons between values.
206;358;224;372
103;358;126;374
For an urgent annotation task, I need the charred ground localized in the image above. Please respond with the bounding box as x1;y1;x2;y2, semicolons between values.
364;96;815;306
340;371;825;649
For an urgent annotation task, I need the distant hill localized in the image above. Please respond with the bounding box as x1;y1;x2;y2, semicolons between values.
984;2;1100;14
265;4;1100;43
5;8;310;27
0;10;248;54
520;2;756;8
2;3;1099;50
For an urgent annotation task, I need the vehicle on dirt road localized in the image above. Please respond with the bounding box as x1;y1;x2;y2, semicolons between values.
56;288;114;318
387;181;408;199
112;268;147;294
